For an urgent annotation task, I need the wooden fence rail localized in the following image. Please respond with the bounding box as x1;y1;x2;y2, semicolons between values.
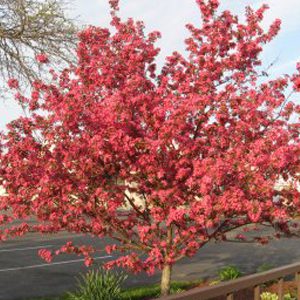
159;262;300;300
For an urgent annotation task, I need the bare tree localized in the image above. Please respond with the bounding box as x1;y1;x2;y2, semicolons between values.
0;0;77;87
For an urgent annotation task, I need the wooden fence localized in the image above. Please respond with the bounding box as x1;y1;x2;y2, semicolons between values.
160;262;300;300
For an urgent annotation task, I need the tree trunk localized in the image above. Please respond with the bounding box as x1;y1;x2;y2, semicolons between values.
161;263;172;296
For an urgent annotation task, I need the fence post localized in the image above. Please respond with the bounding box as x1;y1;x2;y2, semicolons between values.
254;285;260;300
226;293;234;300
278;278;284;300
296;272;300;300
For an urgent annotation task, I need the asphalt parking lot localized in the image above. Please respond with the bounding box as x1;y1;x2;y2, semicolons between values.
0;232;111;300
1;229;300;300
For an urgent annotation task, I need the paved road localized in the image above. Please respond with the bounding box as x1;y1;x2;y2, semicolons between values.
1;229;300;300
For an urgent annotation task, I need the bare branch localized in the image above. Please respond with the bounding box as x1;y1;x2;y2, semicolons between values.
0;0;78;88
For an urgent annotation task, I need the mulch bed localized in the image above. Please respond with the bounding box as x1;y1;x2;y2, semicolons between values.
267;280;297;296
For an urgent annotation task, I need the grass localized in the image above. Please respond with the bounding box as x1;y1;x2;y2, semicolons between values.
120;281;201;300
27;297;68;300
26;280;202;300
27;297;69;300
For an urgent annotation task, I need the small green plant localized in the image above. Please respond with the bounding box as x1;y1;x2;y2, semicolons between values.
260;292;278;300
120;281;201;300
209;280;221;286
256;264;278;287
260;292;296;300
256;263;274;273
217;265;242;281
283;293;296;300
67;268;127;300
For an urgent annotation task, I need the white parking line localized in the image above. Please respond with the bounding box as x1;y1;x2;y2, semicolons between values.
0;255;112;272
0;245;54;253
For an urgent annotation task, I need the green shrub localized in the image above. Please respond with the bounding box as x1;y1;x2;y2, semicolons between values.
67;268;127;300
260;292;296;300
256;263;274;273
283;293;296;300
120;281;200;300
260;292;278;300
217;265;242;281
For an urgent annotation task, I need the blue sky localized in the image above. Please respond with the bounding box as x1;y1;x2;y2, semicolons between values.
1;0;300;129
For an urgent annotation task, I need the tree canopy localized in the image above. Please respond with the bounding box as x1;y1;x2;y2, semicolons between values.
0;0;300;296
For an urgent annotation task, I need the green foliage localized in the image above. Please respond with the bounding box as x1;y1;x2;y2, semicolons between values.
209;280;221;286
260;292;279;300
217;265;242;281
27;280;201;300
256;263;278;287
67;268;127;300
283;293;296;300
120;281;200;300
256;263;275;273
27;297;69;300
260;292;296;300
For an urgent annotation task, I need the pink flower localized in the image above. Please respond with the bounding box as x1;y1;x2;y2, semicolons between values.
7;78;19;89
84;257;94;267
105;244;117;254
293;77;300;91
38;249;53;263
35;53;49;64
235;234;246;241
109;0;119;10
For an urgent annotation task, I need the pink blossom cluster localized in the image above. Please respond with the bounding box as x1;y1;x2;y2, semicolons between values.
35;53;49;64
1;0;300;275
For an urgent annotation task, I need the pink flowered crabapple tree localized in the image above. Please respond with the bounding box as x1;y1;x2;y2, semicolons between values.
1;0;300;296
